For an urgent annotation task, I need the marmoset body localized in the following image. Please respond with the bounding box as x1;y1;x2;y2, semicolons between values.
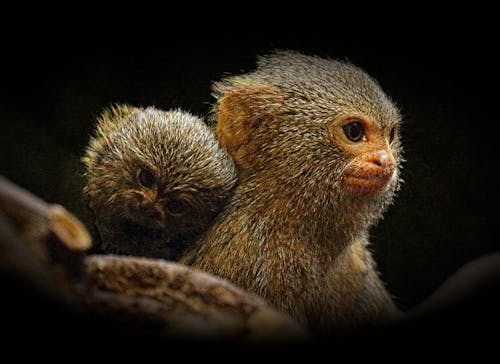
182;51;403;333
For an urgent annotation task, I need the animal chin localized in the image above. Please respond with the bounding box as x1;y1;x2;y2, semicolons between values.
121;220;166;242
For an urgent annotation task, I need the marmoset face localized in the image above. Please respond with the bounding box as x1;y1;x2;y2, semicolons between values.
83;106;237;259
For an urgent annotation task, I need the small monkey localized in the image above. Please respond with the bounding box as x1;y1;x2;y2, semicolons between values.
83;105;237;260
182;51;403;333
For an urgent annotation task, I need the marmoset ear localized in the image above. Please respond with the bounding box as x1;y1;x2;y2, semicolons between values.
216;85;283;169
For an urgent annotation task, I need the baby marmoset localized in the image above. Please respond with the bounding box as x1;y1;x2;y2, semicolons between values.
83;105;237;260
182;51;403;334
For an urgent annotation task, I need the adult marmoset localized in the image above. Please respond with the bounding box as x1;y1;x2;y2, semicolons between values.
182;51;403;334
83;105;237;260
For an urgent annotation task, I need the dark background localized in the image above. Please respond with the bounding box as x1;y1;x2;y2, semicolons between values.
0;31;495;317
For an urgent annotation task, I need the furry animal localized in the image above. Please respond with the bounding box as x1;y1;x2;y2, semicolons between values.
182;51;403;334
83;105;237;260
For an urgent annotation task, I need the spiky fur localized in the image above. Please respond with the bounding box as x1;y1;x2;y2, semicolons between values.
182;51;403;333
83;105;237;260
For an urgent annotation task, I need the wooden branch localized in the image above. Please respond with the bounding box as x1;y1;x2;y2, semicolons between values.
0;176;91;252
0;209;65;298
0;176;307;340
0;177;91;303
84;255;307;340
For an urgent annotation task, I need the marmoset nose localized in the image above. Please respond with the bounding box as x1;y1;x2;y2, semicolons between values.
127;198;166;229
366;150;395;169
143;203;163;220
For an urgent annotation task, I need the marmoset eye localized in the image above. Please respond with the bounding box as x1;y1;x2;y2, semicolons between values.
342;121;365;142
137;167;156;188
166;198;190;216
389;127;396;143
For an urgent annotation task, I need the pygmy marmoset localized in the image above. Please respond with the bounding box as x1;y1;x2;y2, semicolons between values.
182;51;403;334
83;105;237;260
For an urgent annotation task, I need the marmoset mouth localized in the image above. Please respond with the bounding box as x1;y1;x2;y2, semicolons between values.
121;221;165;241
343;172;392;194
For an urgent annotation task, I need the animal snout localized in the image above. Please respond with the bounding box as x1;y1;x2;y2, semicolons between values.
126;194;166;229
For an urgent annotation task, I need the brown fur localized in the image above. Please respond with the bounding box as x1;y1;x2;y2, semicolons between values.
182;51;403;333
83;105;237;260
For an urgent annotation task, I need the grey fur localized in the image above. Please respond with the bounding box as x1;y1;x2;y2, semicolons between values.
83;106;237;260
183;51;404;333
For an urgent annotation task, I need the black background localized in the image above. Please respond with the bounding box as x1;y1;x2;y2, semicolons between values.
0;26;497;348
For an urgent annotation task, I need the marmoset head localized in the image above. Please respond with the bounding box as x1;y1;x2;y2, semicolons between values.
213;50;403;237
83;105;237;259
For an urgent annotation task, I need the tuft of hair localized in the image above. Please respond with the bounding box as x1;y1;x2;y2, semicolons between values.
82;105;238;258
211;50;401;129
83;105;237;200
